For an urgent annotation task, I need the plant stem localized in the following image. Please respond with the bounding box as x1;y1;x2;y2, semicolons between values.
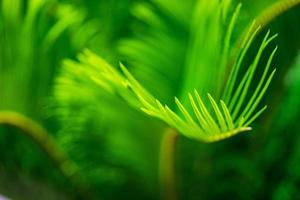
255;0;300;30
159;128;179;200
0;111;90;199
237;0;300;42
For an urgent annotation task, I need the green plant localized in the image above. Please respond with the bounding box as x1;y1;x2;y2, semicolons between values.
54;0;279;199
1;0;300;199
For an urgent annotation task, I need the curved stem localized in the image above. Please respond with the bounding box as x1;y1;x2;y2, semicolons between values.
240;0;300;42
0;111;90;199
255;0;300;29
159;128;179;200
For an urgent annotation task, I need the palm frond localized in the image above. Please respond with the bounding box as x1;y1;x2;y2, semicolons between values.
119;30;276;142
66;21;276;142
57;1;277;143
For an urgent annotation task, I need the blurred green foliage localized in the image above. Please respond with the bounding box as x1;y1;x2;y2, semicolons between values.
0;0;299;199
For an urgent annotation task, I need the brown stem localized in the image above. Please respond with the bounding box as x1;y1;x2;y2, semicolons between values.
159;128;179;200
0;111;90;199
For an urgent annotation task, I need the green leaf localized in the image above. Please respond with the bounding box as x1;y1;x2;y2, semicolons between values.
58;1;277;143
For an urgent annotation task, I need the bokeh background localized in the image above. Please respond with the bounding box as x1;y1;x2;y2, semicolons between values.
0;0;300;199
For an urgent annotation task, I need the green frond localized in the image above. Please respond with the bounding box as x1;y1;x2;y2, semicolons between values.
68;26;276;142
57;1;277;143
